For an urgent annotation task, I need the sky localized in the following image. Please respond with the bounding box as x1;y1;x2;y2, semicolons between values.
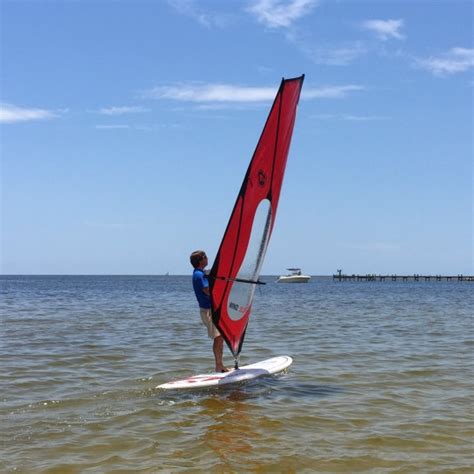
1;0;473;276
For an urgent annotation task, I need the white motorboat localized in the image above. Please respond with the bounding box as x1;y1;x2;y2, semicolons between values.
277;268;311;283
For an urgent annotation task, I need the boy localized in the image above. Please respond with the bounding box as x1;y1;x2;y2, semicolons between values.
190;250;229;373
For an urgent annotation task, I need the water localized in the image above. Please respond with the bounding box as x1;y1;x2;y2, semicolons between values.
1;275;473;473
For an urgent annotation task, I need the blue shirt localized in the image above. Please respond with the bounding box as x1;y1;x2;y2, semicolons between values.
192;268;211;309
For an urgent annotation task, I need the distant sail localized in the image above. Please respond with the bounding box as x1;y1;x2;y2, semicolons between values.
209;75;304;358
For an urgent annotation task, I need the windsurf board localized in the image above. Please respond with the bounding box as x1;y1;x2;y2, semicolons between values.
157;355;292;390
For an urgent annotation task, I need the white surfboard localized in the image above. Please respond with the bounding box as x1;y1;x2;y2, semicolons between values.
157;355;292;390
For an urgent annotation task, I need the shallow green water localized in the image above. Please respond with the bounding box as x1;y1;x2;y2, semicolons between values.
1;276;473;473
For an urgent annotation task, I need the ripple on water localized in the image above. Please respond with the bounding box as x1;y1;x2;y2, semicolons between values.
1;276;473;473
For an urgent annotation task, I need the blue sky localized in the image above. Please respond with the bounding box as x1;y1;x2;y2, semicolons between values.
1;0;472;275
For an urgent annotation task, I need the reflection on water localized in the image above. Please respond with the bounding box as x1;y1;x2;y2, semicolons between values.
199;397;260;464
1;276;473;472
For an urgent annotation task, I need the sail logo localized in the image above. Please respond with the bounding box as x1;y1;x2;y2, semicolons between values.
257;170;267;187
229;301;248;314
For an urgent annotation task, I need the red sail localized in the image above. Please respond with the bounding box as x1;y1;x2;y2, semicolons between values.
209;75;304;358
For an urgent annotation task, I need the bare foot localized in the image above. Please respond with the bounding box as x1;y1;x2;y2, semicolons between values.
216;366;230;373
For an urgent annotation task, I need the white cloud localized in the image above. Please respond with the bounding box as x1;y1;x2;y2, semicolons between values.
311;113;388;121
310;113;337;120
248;0;318;29
95;125;131;129
196;103;267;111
342;114;388;121
0;103;58;124
143;83;278;102
95;123;180;131
142;83;363;103
98;106;149;116
257;65;275;75
362;19;405;41
284;28;368;66
167;0;231;28
303;42;368;65
303;85;364;99
416;47;474;76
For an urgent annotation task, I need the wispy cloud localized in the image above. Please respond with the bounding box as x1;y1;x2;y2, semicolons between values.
416;47;474;76
95;123;181;131
257;65;275;75
311;113;388;121
97;106;149;116
0;103;59;124
195;103;267;111
343;114;388;121
167;0;232;28
142;84;364;108
143;83;278;102
362;19;405;41
283;28;368;66
303;85;365;99
301;42;368;65
247;0;318;28
142;82;364;104
95;125;131;130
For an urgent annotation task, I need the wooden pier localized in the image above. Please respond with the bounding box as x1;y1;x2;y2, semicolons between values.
333;270;473;282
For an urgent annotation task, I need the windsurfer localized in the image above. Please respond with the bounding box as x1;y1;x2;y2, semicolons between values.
190;250;230;373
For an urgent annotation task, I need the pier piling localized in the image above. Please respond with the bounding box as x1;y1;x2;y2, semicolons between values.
332;272;473;282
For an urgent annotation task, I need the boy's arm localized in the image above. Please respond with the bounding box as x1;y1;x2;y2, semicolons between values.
199;273;210;296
